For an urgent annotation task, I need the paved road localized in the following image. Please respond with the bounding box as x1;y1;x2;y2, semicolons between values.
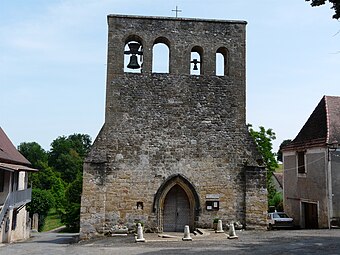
2;229;340;254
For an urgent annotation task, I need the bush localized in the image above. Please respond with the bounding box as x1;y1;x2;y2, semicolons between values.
27;188;54;231
61;203;80;232
61;174;82;232
50;176;66;213
269;192;283;211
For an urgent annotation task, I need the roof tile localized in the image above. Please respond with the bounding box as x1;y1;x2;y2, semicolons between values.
0;127;31;165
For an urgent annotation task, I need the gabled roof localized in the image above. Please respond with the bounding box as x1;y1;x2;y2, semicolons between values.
273;172;283;189
283;96;340;151
0;127;31;165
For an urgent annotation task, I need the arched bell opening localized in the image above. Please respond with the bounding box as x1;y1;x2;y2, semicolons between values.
216;47;229;76
124;35;144;73
152;37;171;73
190;46;204;75
153;174;200;232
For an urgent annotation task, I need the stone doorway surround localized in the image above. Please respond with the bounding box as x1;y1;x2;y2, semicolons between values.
153;174;201;232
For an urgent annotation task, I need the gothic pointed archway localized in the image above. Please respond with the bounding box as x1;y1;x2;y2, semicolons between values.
153;174;200;232
163;184;190;232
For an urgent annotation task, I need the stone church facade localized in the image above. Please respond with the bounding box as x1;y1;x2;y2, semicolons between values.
80;14;267;239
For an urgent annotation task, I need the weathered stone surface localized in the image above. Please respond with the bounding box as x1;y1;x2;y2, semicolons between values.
80;14;267;240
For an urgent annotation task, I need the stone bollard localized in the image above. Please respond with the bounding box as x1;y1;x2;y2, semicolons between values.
215;219;224;233
32;213;39;232
228;222;238;239
135;223;146;242
182;225;192;241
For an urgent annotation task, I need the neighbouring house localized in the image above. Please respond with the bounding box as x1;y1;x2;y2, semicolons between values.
0;127;38;243
282;95;340;229
80;14;267;239
272;172;283;193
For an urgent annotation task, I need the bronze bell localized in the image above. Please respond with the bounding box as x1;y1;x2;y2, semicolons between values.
127;55;140;69
191;58;199;70
125;42;143;69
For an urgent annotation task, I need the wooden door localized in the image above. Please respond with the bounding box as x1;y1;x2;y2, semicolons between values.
304;202;318;229
163;185;190;232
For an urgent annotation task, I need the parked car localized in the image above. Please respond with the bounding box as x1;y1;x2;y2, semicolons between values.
267;212;294;230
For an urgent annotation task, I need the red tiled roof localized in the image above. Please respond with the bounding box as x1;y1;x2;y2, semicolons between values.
283;95;340;151
0;127;31;165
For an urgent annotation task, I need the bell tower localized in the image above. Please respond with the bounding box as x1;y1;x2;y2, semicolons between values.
104;15;248;125
80;14;267;239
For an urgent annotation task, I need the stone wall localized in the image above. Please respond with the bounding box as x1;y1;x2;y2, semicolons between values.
331;150;340;219
245;167;268;229
80;15;267;239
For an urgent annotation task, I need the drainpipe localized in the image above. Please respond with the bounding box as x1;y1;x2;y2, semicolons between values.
327;140;338;229
327;148;332;229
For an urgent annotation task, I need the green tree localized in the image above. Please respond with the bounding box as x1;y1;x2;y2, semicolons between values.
68;134;92;158
48;134;91;183
20;134;91;232
306;0;340;19
50;175;66;213
277;139;292;162
269;192;283;212
18;142;48;169
18;142;52;189
248;125;279;203
48;133;91;231
18;141;66;208
61;173;83;232
26;189;54;231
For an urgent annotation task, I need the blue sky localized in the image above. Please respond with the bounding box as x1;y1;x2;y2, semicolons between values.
1;0;340;152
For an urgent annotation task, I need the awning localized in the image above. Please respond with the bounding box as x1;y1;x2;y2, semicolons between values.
0;162;38;172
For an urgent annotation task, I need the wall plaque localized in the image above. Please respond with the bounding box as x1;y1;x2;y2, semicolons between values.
206;194;220;199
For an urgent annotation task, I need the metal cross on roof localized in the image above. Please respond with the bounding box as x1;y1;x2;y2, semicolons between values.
172;6;182;18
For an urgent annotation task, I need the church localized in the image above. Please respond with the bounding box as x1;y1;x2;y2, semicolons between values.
80;14;267;239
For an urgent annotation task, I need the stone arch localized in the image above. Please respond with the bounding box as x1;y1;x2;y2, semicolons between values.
124;34;143;45
153;174;200;232
190;46;204;75
123;34;144;73
154;36;171;47
216;46;229;76
152;36;171;73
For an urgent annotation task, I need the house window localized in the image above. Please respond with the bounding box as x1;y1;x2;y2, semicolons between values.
0;170;4;192
11;209;18;230
297;151;306;174
11;171;19;191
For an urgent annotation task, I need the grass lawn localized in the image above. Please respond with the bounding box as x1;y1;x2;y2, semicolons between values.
42;209;64;232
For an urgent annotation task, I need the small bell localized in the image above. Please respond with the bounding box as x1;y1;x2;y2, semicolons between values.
191;58;200;71
127;55;140;69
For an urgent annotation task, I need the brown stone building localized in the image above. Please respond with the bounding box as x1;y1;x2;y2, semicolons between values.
80;14;267;239
283;95;340;229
